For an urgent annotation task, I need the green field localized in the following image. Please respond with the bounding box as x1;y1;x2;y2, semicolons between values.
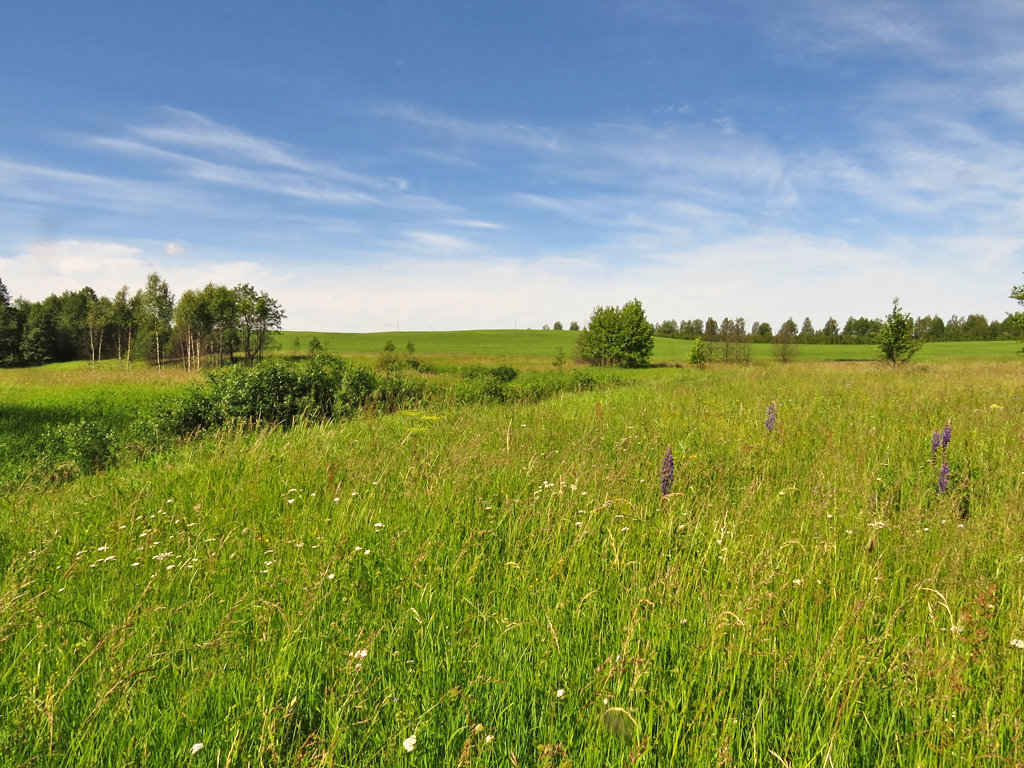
278;329;1023;366
2;341;1024;766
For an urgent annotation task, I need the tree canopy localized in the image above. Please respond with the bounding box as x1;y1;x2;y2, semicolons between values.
0;275;285;369
876;298;922;366
575;299;654;368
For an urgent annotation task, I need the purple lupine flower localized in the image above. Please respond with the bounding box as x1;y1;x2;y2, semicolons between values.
660;445;674;497
765;402;777;433
931;431;941;457
941;422;952;449
938;460;950;493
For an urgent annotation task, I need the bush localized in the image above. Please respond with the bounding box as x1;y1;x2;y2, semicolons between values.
39;419;117;477
489;365;518;383
460;364;519;382
337;365;378;415
876;298;922;366
154;356;375;437
156;385;224;436
576;299;654;367
689;338;710;368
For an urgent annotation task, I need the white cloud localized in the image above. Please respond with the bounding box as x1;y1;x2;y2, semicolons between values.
404;231;478;253
1;240;145;296
138;108;318;170
137;107;394;189
449;219;505;230
0;157;203;213
0;239;268;302
165;242;185;255
375;103;563;151
259;227;1024;333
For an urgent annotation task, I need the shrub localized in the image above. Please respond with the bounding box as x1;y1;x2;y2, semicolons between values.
576;299;654;367
689;338;710;368
489;365;518;383
337;365;378;415
876;298;922;366
39;419;116;477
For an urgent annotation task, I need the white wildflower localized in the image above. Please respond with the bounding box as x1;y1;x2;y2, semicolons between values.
1011;638;1024;650
190;743;204;755
402;734;417;752
556;688;565;698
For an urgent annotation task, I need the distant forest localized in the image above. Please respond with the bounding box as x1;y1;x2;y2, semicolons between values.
650;313;1023;345
0;274;284;369
0;271;1019;370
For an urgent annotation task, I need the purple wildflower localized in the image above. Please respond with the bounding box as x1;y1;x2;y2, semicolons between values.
660;445;674;497
765;402;777;433
938;461;950;493
941;422;952;449
931;431;941;457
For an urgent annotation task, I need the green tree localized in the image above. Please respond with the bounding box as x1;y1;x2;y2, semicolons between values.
752;322;773;342
0;278;22;366
773;318;799;363
688;337;709;368
203;283;239;365
822;317;839;344
174;288;212;371
1011;281;1024;351
85;295;112;364
141;272;175;369
553;346;566;369
575;299;654;368
19;301;60;365
876;298;922;366
111;285;141;368
655;319;678;337
234;283;285;365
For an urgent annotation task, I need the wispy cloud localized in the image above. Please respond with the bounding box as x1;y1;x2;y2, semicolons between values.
137;108;394;189
0;156;205;213
138;107;321;171
87;136;382;206
448;219;505;230
404;231;479;253
375;103;563;151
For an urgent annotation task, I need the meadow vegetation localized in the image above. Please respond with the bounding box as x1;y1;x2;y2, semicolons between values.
2;348;1024;766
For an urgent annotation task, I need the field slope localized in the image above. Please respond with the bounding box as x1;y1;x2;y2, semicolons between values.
278;329;1023;365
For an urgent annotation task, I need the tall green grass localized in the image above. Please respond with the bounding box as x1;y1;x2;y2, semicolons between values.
2;361;1024;765
0;363;192;487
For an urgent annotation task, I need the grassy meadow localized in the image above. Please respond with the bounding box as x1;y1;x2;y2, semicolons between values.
277;329;1024;367
2;346;1024;766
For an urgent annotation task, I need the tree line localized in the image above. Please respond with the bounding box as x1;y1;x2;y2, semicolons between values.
0;274;285;369
651;312;1023;344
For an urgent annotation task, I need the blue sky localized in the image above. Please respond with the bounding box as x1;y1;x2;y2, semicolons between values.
2;0;1023;332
